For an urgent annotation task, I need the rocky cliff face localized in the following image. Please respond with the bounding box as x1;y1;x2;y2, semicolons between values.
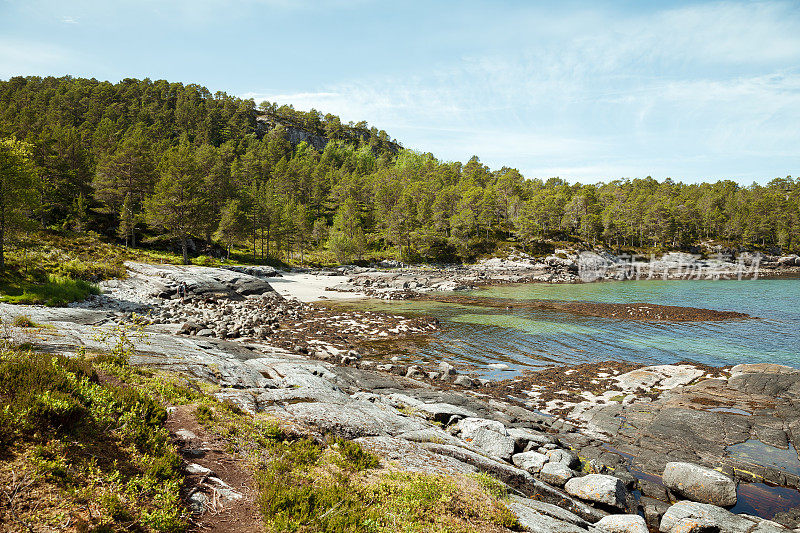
254;112;401;154
255;115;330;151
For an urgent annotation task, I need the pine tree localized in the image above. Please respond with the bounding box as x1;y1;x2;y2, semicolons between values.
0;138;38;270
145;145;205;264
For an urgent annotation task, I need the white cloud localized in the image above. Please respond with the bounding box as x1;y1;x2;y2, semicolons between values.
61;15;78;24
242;1;800;182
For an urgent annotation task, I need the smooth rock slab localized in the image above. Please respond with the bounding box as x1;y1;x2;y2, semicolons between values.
507;495;589;527
270;400;428;439
513;451;549;473
506;501;588;533
596;514;648;533
662;461;737;507
565;474;629;510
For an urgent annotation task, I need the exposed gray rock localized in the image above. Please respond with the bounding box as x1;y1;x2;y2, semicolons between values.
419;442;608;523
267;399;429;439
355;436;476;476
641;496;672;530
540;461;576;487
512;451;549;473
507;500;588;533
414;402;477;424
438;361;456;375
660;501;789;533
596;514;648;533
456;417;516;461
405;365;426;379
662;462;737;507
174;429;198;442
548;448;581;468
184;463;214;476
187;491;207;514
565;474;629;510
509;427;555;450
508;495;590;527
453;375;477;387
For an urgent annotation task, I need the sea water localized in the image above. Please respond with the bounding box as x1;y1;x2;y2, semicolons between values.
347;276;800;379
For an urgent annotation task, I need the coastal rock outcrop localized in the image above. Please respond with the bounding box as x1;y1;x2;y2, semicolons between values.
659;501;789;533
564;474;630;510
662;461;737;507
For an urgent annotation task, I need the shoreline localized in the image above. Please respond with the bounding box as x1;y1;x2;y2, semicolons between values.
3;262;800;531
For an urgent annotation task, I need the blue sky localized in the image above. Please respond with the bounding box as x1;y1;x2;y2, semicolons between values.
1;0;799;184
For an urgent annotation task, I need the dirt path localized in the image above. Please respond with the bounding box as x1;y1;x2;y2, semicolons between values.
166;405;264;533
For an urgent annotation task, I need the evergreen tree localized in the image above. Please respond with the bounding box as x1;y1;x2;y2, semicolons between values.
0;138;38;269
145;144;205;264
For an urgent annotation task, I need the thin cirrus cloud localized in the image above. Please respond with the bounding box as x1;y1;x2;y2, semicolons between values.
245;1;800;183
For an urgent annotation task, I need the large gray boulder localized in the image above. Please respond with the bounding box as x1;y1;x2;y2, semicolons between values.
456;417;516;461
539;461;575;487
596;514;648;533
512;451;549;473
547;448;580;469
564;474;629;509
662;462;737;507
659;501;789;533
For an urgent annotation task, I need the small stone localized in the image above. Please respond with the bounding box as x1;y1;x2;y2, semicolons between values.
184;463;214;476
453;375;476;387
640;496;670;530
187;491;206;514
406;365;426;379
183;447;208;458
438;361;457;375
174;429;198;442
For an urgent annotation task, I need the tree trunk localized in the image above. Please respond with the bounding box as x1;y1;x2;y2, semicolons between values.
0;210;4;272
181;236;189;264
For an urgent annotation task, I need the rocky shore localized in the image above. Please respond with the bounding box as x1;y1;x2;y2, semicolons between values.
329;250;800;300
2;262;799;533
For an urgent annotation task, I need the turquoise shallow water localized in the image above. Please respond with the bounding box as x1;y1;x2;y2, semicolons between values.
350;277;800;378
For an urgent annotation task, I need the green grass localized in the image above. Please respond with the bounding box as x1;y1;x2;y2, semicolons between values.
0;274;100;306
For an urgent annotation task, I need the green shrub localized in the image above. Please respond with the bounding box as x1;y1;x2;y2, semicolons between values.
195;404;214;422
333;438;380;471
11;314;38;328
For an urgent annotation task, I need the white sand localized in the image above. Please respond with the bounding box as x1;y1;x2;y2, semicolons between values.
267;272;366;302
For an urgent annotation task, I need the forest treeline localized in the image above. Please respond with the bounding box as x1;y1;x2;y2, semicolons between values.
1;75;798;265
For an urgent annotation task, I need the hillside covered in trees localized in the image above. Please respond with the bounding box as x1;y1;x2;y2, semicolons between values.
1;75;799;265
